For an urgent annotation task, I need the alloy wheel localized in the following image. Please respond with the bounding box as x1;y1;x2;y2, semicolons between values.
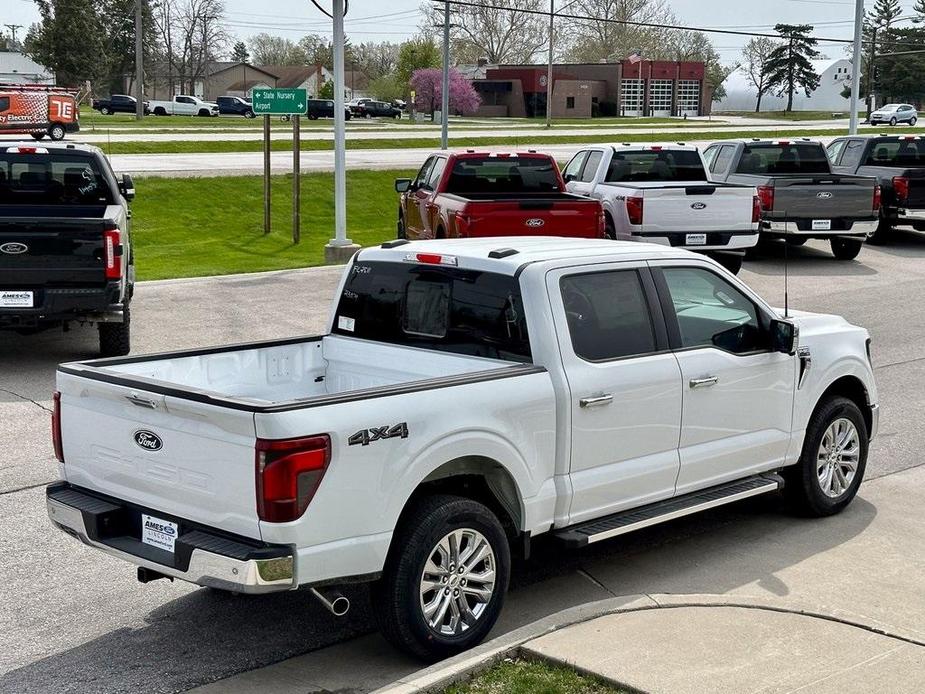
816;417;860;498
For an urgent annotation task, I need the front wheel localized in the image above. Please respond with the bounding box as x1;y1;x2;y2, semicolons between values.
397;212;407;239
890;116;898;126
98;305;131;357
244;110;255;119
101;106;111;115
784;396;867;517
911;116;918;126
830;237;863;260
371;495;510;661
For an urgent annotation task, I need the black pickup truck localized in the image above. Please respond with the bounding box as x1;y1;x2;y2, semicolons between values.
0;142;135;356
91;94;150;116
826;134;925;243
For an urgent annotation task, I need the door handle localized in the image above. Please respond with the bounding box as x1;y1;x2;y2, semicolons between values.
126;393;159;409
689;376;719;389
579;394;614;408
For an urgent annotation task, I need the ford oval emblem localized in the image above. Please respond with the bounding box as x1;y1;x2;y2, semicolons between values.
690;202;707;210
134;430;163;451
525;218;545;228
0;242;28;255
816;191;833;199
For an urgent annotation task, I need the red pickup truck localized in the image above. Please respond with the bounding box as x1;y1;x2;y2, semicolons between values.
395;151;605;239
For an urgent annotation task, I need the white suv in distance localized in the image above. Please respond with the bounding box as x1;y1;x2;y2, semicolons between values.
869;103;918;127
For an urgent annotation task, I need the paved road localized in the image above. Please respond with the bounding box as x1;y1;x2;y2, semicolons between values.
1;234;923;693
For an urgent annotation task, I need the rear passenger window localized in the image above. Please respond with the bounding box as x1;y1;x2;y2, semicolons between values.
563;151;588;181
840;140;866;168
579;151;603;182
427;157;447;189
711;145;734;173
560;270;656;361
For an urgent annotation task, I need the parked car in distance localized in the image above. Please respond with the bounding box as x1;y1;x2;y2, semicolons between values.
393;98;407;110
868;103;917;127
347;97;374;115
91;94;149;116
395;151;605;239
564;144;759;274
47;237;878;660
147;95;219;117
305;99;352;120
216;96;255;118
704;139;881;260
356;100;402;119
0;142;135;355
0;85;79;141
826;134;925;243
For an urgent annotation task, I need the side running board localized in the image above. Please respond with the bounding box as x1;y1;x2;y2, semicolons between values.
554;474;784;548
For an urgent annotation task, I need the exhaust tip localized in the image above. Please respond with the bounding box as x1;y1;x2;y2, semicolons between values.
310;587;351;617
330;596;350;617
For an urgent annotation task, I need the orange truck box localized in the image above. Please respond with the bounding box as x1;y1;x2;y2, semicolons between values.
0;86;80;141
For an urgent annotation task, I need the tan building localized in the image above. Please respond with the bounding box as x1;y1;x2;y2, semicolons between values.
142;62;335;101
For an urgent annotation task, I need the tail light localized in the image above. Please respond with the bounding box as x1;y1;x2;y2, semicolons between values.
455;212;471;237
626;196;644;225
256;435;330;523
52;391;64;463
598;209;606;237
757;185;774;212
872;184;882;212
752;195;761;223
103;228;123;280
893;176;909;204
404;252;458;266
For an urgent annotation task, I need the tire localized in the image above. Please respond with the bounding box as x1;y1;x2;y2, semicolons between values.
101;106;111;115
911;116;918;126
244;110;255;119
868;209;891;244
30;132;46;140
371;495;511;661
365;112;372;119
786;237;807;246
890;117;897;126
154;107;166;116
397;212;407;239
714;253;742;275
604;214;616;240
98;305;131;357
198;108;210;117
830;237;863;260
435;226;446;239
48;123;66;141
784;396;868;517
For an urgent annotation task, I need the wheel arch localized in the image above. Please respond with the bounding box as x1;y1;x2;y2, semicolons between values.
815;374;873;436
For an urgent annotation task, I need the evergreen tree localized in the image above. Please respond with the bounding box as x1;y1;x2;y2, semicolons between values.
231;41;249;63
762;24;821;112
871;0;903;26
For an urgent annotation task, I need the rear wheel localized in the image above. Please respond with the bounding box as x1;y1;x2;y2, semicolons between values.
786;236;807;246
30;132;46;140
244;110;255;119
868;209;891;244
371;495;510;661
713;253;743;275
48;123;66;141
604;214;616;240
830;237;863;260
98;305;131;357
101;106;112;115
154;107;166;116
784;396;867;517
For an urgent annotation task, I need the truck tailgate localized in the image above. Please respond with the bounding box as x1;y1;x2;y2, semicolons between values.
462;196;602;238
57;370;261;539
770;177;876;221
638;184;755;233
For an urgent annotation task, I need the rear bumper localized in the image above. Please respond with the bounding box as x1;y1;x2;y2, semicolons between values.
46;482;295;594
763;218;877;238
0;284;126;329
633;229;759;251
896;207;925;223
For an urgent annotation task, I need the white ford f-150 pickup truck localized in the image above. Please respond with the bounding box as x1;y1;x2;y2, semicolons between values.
47;238;878;660
564;144;760;274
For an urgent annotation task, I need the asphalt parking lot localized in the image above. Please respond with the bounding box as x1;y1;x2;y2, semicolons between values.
1;234;924;693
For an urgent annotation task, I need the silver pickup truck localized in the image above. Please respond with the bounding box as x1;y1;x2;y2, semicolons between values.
703;139;880;260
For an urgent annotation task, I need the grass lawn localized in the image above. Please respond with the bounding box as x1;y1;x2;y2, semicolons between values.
131;168;413;281
715;110;847;121
99;125;925;155
444;658;629;694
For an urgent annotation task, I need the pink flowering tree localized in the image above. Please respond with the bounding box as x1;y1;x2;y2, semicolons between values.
410;68;481;119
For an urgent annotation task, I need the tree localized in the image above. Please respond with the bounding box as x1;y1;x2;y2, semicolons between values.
661;30;730;103
396;37;441;95
411;67;481;117
26;0;108;87
368;74;404;102
560;0;675;63
248;33;307;65
298;33;353;67
317;79;335;99
420;0;547;64
875;26;925;103
150;0;229;96
741;37;778;112
763;24;821;112
351;41;399;80
231;40;249;62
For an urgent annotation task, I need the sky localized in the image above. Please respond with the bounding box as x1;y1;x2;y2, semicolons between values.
2;0;922;64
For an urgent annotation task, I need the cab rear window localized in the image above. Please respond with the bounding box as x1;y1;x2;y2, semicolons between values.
0;153;113;205
736;144;830;175
445;156;561;194
333;260;531;362
605;150;706;182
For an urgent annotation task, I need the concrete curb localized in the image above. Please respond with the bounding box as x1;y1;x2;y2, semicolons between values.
372;592;925;693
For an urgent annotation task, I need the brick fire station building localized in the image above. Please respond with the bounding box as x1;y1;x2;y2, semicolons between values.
468;60;711;119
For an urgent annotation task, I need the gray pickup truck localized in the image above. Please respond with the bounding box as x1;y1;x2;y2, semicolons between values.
825;134;925;244
703;139;880;260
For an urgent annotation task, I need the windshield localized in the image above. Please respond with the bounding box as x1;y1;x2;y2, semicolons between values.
0;152;113;206
333;260;531;362
605;149;706;182
735;144;830;175
444;156;561;194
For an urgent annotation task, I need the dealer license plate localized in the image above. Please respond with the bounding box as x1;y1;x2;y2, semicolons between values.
141;514;178;553
685;233;707;245
811;219;832;231
0;291;33;308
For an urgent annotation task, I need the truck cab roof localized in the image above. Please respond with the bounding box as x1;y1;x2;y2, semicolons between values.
2;141;105;157
362;237;698;275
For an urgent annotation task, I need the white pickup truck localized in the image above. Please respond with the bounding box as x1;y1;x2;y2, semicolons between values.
147;95;219;117
564;145;760;274
47;238;878;660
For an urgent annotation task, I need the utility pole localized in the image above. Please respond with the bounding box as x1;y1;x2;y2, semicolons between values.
134;0;144;120
441;0;450;149
849;0;863;134
546;1;554;128
866;25;878;117
4;24;23;46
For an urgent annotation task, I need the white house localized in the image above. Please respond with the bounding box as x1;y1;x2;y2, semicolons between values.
717;58;863;113
0;51;54;85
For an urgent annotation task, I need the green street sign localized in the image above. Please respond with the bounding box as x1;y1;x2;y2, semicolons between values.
252;88;308;115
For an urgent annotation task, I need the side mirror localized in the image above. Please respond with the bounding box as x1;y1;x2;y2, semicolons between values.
563;173;577;183
770;319;797;355
394;178;412;194
120;173;135;201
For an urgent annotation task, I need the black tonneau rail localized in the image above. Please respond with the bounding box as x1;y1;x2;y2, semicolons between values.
58;334;547;413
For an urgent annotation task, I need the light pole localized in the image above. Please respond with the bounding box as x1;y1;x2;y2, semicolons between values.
441;1;450;149
134;0;144;120
849;0;863;134
545;0;578;128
